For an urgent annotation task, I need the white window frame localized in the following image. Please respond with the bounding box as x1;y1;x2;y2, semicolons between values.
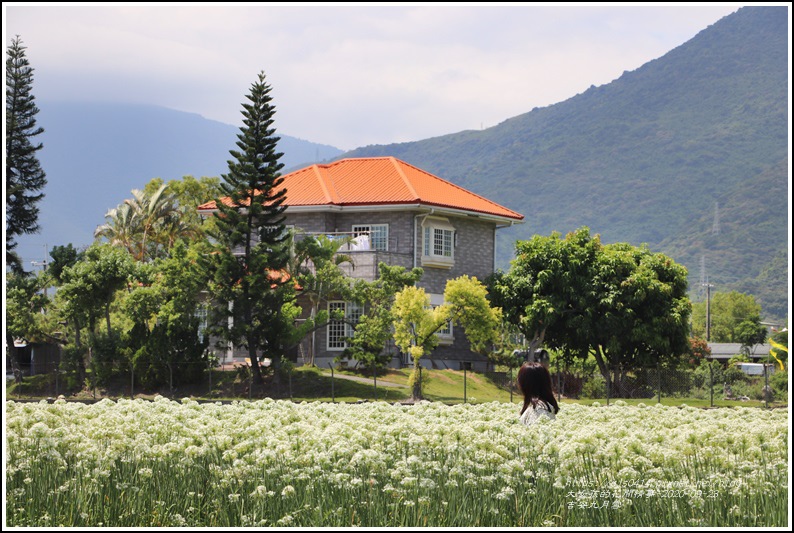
352;224;389;251
327;301;364;351
421;217;455;268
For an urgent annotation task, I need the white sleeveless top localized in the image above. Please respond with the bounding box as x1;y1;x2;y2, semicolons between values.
519;402;556;425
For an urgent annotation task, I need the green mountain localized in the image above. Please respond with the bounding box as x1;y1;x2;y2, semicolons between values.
340;6;790;322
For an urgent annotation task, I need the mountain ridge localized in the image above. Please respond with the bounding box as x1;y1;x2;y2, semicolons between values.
338;5;790;321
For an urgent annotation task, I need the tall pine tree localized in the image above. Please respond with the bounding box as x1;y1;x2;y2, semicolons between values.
209;71;291;385
6;35;47;274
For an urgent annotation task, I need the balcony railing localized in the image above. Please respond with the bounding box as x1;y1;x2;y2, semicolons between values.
293;231;412;281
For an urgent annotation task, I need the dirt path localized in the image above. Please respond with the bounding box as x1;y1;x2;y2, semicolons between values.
319;370;409;388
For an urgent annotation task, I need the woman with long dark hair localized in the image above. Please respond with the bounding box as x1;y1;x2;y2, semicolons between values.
517;362;559;425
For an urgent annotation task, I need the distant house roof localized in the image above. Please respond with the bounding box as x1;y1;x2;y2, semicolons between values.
197;157;524;223
707;342;771;360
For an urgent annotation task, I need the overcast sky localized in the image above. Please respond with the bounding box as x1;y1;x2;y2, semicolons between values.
5;3;747;151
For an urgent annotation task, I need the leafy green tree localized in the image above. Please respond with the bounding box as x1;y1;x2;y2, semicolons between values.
443;275;501;354
286;233;355;366
54;245;133;385
691;291;764;342
143;175;222;240
735;320;767;356
5;272;49;380
207;71;290;385
57;243;134;352
6;36;47;273
489;227;601;357
123;241;210;390
343;263;424;372
392;286;448;400
393;276;500;400
48;244;82;285
491;227;691;396
586;241;691;394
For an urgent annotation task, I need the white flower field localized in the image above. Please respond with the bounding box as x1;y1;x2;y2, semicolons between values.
5;398;789;527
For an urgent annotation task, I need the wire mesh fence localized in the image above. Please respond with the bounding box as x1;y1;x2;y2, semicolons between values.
8;356;785;408
548;360;782;407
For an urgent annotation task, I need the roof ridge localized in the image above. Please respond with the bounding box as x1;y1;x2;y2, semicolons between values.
311;164;339;204
389;156;419;201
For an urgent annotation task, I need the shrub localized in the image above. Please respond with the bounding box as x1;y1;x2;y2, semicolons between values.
769;371;788;401
581;373;606;398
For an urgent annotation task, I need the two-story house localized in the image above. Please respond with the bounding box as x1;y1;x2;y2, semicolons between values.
198;156;524;371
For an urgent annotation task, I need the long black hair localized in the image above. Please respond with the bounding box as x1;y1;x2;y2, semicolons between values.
517;362;559;415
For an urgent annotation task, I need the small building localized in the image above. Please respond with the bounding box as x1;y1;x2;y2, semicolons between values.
734;362;775;376
706;342;772;363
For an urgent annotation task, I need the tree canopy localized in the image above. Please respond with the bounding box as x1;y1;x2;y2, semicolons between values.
490;227;692;395
393;275;500;400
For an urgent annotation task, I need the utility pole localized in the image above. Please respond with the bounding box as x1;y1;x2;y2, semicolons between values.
702;282;714;341
31;258;48;298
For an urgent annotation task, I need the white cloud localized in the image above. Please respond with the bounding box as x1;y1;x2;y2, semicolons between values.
4;3;741;150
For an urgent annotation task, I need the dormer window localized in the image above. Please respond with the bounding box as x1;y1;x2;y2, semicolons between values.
421;217;455;268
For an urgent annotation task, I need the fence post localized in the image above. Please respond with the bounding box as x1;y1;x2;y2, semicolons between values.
557;362;568;401
657;362;661;405
606;367;611;406
329;363;335;403
208;360;212;396
248;368;253;400
373;362;377;401
54;368;59;397
709;363;714;408
130;362;134;399
288;368;293;401
764;363;769;409
509;366;513;404
463;365;467;404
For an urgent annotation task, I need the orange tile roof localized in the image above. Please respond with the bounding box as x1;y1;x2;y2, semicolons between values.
197;157;523;221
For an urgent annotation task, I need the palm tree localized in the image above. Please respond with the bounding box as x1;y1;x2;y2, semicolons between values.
125;184;178;261
287;232;354;366
94;202;140;257
153;207;202;256
95;185;184;262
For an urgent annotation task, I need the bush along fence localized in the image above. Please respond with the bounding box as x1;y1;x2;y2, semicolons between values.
549;360;785;407
6;354;787;407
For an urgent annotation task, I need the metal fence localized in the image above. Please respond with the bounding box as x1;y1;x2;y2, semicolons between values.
547;361;780;407
8;358;783;408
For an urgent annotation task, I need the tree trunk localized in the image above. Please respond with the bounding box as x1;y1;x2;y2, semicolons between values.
309;304;317;367
609;365;629;398
73;317;86;385
593;346;610;387
105;303;112;336
6;331;23;383
248;343;263;385
411;358;423;401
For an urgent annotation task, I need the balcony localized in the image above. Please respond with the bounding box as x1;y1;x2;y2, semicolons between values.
293;231;412;282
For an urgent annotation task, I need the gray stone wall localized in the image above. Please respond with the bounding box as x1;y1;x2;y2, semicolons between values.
284;208;499;370
414;214;496;294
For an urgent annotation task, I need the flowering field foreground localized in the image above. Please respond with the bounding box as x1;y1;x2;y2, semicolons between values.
5;398;789;527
